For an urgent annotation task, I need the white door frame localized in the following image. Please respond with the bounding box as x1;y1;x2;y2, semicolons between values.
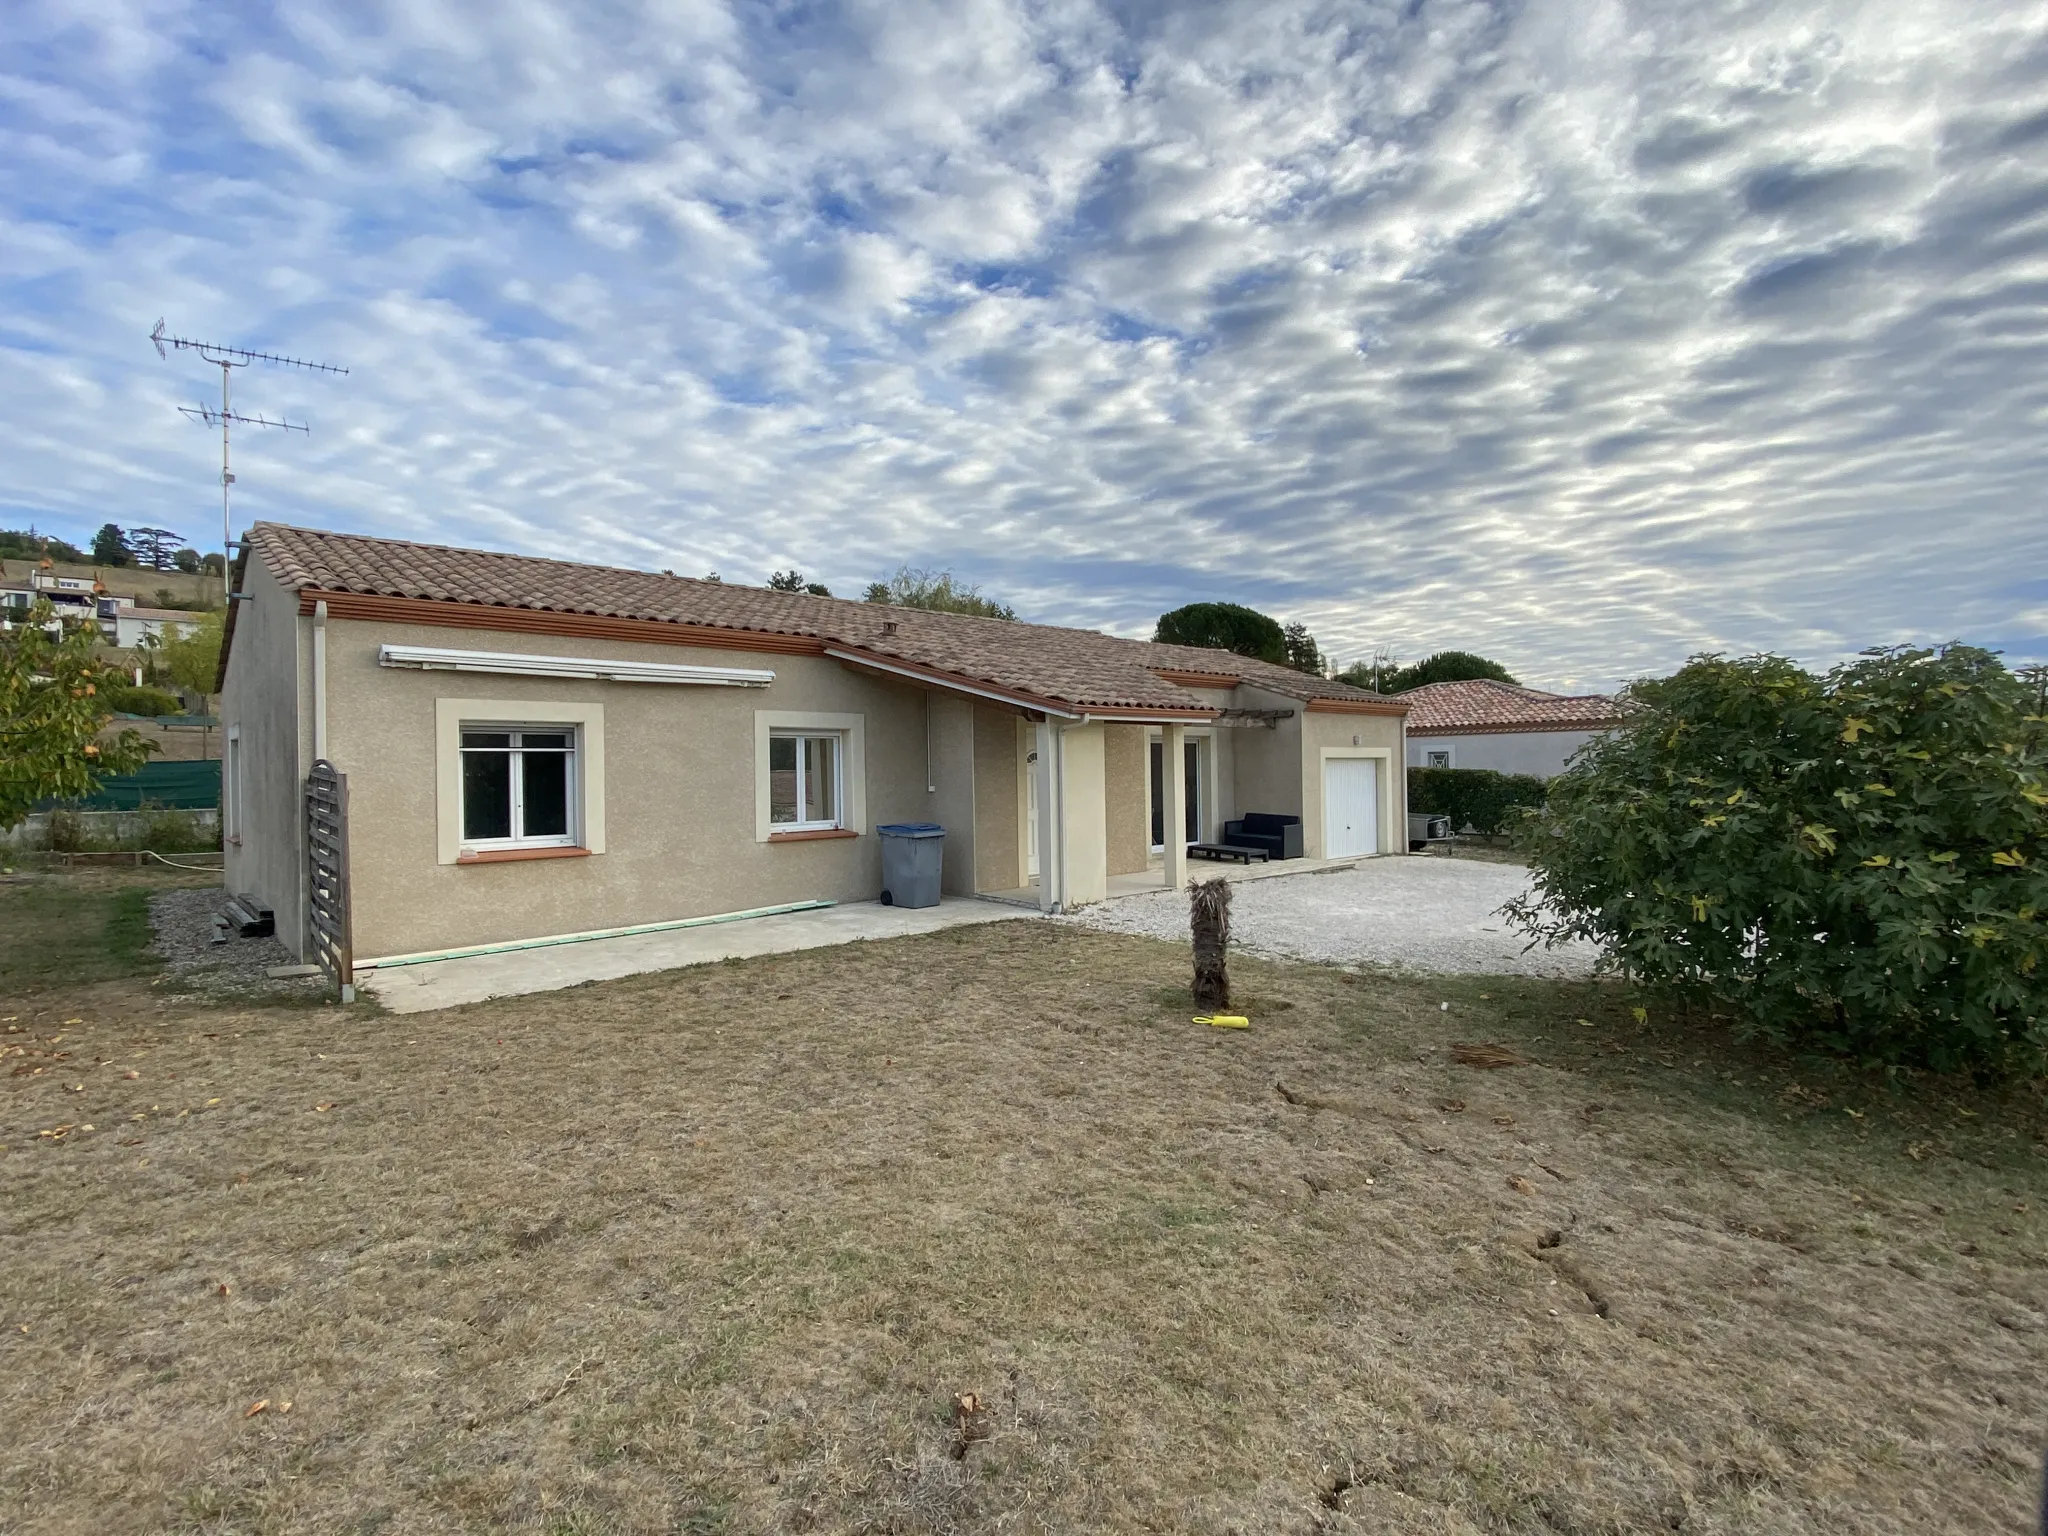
1317;747;1393;858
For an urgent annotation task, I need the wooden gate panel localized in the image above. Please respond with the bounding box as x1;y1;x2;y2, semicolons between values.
304;759;354;1000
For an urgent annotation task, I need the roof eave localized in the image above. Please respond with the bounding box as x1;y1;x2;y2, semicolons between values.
1304;696;1410;716
1408;717;1625;736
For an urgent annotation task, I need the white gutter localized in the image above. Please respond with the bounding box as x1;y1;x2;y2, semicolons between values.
1079;712;1218;726
823;647;1083;718
312;599;328;761
378;643;774;687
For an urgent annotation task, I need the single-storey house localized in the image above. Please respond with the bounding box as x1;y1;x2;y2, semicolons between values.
100;598;207;650
1401;679;1626;777
218;524;1409;966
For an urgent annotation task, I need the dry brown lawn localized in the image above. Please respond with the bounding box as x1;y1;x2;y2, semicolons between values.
3;872;2047;1534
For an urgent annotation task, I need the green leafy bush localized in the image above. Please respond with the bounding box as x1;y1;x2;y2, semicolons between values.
43;808;89;853
1505;646;2048;1076
137;808;221;853
1407;767;1549;838
102;685;182;718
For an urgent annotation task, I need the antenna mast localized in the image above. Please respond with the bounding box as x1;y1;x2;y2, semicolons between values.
152;320;346;605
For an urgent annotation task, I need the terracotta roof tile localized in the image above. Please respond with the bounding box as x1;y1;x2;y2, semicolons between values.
1400;678;1626;733
242;524;1398;717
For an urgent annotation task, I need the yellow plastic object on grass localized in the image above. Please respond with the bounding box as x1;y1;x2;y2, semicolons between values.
1194;1014;1249;1029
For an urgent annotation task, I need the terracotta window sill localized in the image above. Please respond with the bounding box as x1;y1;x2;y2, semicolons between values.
768;828;857;842
456;845;592;865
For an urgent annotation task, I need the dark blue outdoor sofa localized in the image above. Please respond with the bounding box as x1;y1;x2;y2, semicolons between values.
1222;812;1304;860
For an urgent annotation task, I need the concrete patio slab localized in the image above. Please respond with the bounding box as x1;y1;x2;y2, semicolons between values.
359;897;1037;1014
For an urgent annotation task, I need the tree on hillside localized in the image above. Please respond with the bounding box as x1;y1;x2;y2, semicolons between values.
1154;603;1286;665
0;600;154;826
128;528;185;570
1383;650;1518;693
864;566;1015;620
768;569;832;597
173;548;201;573
1282;621;1325;676
0;528;87;563
91;524;132;567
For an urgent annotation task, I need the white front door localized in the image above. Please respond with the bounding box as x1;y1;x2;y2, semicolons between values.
1324;758;1379;858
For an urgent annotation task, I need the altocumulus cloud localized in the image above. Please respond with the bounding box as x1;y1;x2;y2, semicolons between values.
2;0;2045;687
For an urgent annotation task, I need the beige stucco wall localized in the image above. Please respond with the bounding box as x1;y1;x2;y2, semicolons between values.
927;694;979;894
319;616;937;958
1103;723;1149;875
1227;686;1307;825
1057;722;1107;907
970;704;1022;892
1298;706;1408;858
219;553;308;957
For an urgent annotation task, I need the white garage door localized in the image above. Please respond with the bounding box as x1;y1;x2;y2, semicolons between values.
1324;758;1380;858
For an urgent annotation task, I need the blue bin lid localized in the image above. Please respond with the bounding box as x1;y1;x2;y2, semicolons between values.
876;822;945;837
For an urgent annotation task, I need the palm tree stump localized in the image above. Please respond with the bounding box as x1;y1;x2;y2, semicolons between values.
1190;876;1232;1010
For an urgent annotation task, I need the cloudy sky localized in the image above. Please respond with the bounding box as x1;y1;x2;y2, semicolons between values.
3;0;2045;690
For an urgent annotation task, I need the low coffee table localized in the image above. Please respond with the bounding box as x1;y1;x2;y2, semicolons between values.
1187;842;1269;865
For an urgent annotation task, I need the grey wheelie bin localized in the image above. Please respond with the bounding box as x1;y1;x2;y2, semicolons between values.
877;822;945;909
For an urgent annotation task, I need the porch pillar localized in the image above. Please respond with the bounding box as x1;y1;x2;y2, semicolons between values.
1161;722;1188;894
1034;718;1062;912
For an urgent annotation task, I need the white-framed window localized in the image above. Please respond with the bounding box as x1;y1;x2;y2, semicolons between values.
459;724;579;849
434;698;604;864
768;730;843;830
754;710;866;841
1426;749;1452;770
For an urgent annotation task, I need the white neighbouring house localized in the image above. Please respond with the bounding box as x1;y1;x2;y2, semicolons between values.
0;569;207;647
1401;678;1627;778
100;599;207;649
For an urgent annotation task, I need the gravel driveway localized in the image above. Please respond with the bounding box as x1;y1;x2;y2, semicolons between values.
1066;856;1598;977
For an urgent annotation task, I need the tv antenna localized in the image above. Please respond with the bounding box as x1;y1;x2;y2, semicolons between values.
151;319;346;603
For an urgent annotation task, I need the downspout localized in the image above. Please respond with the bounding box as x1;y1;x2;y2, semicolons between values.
312;599;328;762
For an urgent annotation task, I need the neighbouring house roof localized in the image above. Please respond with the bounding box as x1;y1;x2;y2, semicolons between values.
1400;678;1628;736
118;606;203;623
226;523;1406;719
